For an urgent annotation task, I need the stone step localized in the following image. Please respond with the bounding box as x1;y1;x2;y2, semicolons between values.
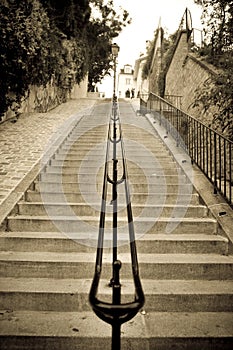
25;190;201;205
54;153;105;162
50;158;178;167
48;160;181;175
64;138;107;145
54;153;176;162
65;137;164;144
44;165;185;177
58;148;172;158
46;164;182;176
0;232;228;254
63;136;165;144
0;310;232;350
17;202;208;218
39;172;188;184
6;215;217;235
35;181;194;194
0;277;232;312
1;252;232;279
64;134;107;140
60;143;170;154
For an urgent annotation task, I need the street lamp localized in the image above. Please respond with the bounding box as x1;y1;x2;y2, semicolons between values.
111;43;120;101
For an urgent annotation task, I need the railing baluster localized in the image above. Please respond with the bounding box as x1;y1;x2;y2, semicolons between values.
223;138;227;197
206;127;209;177
210;130;213;180
214;132;218;194
219;135;222;193
229;143;232;203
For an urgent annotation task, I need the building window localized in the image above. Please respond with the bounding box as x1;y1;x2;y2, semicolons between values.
124;66;131;74
126;78;131;85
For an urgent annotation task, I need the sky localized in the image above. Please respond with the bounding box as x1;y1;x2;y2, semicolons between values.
98;0;203;95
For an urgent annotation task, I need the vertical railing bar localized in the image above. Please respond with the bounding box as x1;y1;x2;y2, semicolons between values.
214;132;218;194
176;108;179;147
184;113;188;149
202;124;205;171
202;125;205;173
159;98;162;125
190;118;193;162
196;120;199;165
199;122;201;167
219;135;222;194
206;128;209;178
210;129;213;181
229;143;232;204
223;138;227;197
199;123;201;168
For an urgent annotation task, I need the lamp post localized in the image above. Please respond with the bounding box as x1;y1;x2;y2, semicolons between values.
111;43;120;101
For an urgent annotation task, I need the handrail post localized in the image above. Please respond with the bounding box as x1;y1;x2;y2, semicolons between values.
89;99;145;350
111;102;119;274
112;260;122;350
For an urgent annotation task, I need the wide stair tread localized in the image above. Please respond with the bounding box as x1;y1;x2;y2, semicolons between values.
0;277;232;312
0;232;228;254
0;310;232;350
0;251;233;280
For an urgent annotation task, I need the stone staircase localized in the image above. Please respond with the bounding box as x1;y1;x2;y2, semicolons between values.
0;100;232;349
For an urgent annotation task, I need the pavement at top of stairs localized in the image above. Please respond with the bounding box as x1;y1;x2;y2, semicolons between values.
0;98;97;205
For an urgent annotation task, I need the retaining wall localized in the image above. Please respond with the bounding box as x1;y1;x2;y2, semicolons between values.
157;31;217;120
1;76;88;123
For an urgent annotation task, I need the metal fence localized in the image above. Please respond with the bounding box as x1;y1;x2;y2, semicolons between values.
140;93;233;207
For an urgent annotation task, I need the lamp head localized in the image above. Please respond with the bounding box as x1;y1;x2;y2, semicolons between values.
111;43;120;57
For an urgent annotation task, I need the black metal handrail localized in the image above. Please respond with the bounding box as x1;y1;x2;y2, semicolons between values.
89;100;145;350
140;92;233;207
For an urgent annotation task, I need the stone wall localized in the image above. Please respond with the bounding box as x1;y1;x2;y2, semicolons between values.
164;31;217;120
1;76;88;124
148;27;163;95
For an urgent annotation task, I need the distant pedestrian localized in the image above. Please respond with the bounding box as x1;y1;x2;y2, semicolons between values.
131;88;135;99
125;89;130;98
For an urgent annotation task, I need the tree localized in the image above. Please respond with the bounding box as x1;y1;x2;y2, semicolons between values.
87;0;131;90
0;0;130;117
194;0;233;140
194;0;232;57
142;29;178;97
0;0;53;117
42;0;131;90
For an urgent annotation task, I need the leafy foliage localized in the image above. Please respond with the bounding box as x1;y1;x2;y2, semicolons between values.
0;0;130;117
194;0;232;57
142;29;178;97
141;33;157;81
0;0;53;115
194;0;233;139
87;0;131;91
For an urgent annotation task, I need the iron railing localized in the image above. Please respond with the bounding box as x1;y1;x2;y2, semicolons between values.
140;92;233;207
89;100;145;350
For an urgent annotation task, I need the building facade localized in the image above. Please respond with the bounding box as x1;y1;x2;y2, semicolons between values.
133;54;149;97
117;64;136;98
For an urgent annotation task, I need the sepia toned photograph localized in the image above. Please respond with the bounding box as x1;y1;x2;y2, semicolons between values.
0;0;232;349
